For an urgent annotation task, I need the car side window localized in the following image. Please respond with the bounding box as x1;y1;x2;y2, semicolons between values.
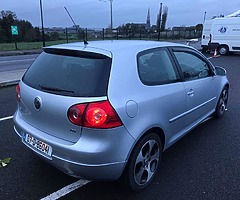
173;51;211;81
138;49;178;85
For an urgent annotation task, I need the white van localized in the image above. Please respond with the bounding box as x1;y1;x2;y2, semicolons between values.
202;14;240;55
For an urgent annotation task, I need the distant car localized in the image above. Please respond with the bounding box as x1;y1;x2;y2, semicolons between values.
186;38;199;45
14;40;229;191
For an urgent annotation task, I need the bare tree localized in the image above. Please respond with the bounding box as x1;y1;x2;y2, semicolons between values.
156;3;162;32
160;6;168;31
0;10;17;19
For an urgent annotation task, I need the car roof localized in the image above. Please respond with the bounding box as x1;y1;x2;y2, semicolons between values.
46;40;188;58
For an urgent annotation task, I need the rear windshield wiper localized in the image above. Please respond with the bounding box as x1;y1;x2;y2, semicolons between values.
39;84;75;94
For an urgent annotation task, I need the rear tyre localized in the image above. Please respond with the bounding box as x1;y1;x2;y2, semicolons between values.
218;45;229;55
123;133;162;192
215;86;228;118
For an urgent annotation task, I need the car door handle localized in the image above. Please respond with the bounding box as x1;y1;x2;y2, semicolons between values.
187;89;195;97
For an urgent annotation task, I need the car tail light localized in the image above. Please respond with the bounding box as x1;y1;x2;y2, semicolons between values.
16;84;21;102
68;104;87;126
67;100;122;129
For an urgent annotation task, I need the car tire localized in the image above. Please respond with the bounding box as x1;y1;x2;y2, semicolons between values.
123;133;162;192
218;45;229;55
215;86;228;118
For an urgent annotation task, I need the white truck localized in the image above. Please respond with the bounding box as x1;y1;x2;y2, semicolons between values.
201;11;240;55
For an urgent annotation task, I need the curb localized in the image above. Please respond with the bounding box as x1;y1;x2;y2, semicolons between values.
0;50;42;57
0;80;19;88
0;69;26;88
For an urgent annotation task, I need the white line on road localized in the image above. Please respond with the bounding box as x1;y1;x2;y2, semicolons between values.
0;116;13;122
40;179;91;200
0;58;35;64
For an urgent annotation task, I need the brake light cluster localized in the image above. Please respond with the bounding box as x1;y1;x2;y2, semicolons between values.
67;100;123;129
16;84;21;102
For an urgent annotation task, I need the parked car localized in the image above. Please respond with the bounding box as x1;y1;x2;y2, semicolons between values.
14;40;229;191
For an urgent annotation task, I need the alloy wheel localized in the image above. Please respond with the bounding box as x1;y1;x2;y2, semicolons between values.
134;139;160;185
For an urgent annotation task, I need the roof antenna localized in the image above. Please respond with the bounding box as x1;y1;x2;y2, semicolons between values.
64;6;88;45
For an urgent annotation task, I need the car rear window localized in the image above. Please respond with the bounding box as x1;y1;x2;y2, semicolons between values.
23;48;112;97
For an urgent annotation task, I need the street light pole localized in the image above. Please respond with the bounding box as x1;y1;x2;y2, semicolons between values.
40;0;45;47
100;0;113;39
157;3;163;41
203;11;207;23
110;0;113;39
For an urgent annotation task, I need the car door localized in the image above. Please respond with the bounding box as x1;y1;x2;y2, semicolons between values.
172;48;219;128
137;48;187;147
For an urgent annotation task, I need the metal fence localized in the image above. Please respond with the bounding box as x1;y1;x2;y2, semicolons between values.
63;28;202;42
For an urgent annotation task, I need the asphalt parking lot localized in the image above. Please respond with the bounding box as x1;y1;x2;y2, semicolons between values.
0;53;240;200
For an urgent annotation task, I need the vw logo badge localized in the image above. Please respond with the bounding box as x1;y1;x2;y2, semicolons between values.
34;97;41;110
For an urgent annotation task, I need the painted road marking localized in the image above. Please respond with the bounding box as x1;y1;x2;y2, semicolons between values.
40;179;91;200
0;116;13;122
0;58;35;64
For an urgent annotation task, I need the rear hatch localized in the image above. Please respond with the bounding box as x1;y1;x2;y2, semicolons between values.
19;47;112;142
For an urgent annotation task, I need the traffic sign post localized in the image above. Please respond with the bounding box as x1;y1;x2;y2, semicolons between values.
11;26;18;50
11;26;18;35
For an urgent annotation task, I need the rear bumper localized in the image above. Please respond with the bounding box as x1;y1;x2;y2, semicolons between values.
13;111;135;180
44;155;126;180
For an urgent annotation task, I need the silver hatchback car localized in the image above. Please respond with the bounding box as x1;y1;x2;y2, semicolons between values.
14;40;229;191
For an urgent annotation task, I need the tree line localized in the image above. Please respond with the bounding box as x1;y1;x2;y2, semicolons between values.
0;10;61;43
0;11;42;43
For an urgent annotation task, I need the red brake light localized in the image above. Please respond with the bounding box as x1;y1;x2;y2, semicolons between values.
16;84;21;102
86;107;108;127
67;100;122;129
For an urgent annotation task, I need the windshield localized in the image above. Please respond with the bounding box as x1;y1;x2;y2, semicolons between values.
23;49;112;97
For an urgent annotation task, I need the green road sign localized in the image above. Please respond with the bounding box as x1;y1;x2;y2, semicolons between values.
11;26;18;35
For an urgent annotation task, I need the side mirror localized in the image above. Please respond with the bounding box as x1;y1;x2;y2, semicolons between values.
215;66;227;76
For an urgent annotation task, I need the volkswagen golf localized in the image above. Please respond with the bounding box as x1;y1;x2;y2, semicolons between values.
14;40;229;191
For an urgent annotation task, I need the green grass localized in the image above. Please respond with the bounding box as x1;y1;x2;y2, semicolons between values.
0;40;81;51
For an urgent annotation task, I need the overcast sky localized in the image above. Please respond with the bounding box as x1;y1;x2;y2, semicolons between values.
1;0;239;29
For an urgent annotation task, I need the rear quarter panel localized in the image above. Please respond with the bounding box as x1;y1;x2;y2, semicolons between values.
107;48;187;149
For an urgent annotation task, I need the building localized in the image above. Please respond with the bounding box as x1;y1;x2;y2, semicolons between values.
146;8;151;30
